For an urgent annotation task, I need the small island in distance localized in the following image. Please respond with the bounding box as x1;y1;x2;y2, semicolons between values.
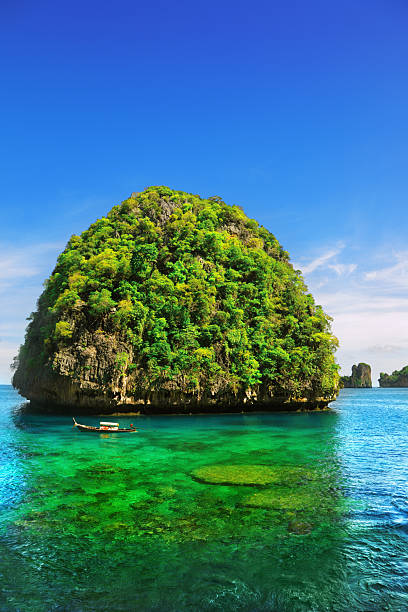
341;363;372;388
340;363;408;388
379;366;408;387
12;186;340;413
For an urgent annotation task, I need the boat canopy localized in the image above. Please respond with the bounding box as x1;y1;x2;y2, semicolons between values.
100;422;119;427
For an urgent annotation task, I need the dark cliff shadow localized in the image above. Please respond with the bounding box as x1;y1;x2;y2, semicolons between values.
10;400;115;433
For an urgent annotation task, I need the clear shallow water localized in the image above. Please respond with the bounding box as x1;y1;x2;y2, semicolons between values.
0;385;407;611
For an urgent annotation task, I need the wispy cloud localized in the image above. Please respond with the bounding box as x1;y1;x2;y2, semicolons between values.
328;263;357;276
0;241;63;383
0;242;63;288
365;250;408;288
293;243;358;280
367;344;406;354
295;247;341;274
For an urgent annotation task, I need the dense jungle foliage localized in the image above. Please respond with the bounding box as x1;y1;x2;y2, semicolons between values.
15;186;339;402
379;366;408;387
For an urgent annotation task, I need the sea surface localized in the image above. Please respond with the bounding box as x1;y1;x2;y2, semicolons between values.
0;385;407;611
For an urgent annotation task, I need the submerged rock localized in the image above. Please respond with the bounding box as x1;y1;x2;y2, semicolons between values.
191;464;317;486
241;487;321;511
12;186;339;413
192;465;281;486
287;519;313;534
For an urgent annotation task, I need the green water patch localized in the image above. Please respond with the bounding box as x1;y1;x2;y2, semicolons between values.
191;464;318;486
13;475;320;545
2;406;350;607
241;486;328;511
3;387;408;611
3;434;345;555
8;447;344;548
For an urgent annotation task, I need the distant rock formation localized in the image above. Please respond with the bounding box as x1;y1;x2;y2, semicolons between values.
341;363;372;388
379;366;408;387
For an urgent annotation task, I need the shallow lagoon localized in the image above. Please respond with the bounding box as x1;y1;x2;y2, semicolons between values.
0;386;407;611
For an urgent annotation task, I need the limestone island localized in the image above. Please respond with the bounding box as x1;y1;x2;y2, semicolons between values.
12;186;340;413
379;366;408;387
341;363;372;388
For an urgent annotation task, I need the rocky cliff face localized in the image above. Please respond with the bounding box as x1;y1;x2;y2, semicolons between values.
379;366;408;387
12;186;340;413
341;363;372;388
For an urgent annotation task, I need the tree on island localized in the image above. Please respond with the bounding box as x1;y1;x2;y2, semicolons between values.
379;366;408;387
12;186;340;412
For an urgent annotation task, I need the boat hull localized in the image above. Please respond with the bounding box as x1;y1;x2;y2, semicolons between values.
73;419;137;433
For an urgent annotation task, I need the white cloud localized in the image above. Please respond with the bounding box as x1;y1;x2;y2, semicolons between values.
328;263;357;276
315;291;408;314
0;241;63;383
0;242;62;288
367;344;405;354
333;309;408;384
299;247;408;385
365;250;408;288
0;340;20;380
293;243;357;280
295;247;341;274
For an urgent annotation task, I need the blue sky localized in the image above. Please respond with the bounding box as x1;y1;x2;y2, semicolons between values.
1;0;408;384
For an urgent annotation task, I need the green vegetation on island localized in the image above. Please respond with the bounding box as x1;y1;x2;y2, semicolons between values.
379;366;408;387
12;186;339;412
341;363;372;388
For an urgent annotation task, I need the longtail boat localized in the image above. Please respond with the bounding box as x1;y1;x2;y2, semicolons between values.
73;417;138;433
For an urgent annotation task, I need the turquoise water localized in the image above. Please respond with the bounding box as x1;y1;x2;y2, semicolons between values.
0;385;407;611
